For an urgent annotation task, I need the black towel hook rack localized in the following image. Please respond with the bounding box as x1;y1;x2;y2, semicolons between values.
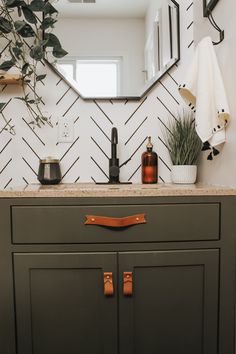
207;10;224;45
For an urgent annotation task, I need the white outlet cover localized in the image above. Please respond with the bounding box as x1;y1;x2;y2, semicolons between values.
58;117;74;143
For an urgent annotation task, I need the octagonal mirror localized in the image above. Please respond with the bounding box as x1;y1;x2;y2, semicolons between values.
48;0;180;100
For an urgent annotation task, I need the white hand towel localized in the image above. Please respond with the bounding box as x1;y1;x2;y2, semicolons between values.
178;36;230;147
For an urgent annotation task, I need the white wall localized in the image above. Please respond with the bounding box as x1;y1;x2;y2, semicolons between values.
194;0;236;186
54;18;145;96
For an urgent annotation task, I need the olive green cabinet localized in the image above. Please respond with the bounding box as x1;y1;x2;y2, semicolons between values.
14;250;218;354
0;196;235;354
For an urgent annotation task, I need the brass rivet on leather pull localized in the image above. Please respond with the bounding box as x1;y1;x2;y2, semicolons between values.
104;272;114;296
123;271;133;296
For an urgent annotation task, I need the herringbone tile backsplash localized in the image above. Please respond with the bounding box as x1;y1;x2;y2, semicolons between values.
0;0;194;189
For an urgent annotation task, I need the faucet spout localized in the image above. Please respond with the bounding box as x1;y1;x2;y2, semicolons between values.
109;127;120;183
111;127;118;159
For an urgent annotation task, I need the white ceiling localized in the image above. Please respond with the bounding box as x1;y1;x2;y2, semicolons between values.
55;0;153;19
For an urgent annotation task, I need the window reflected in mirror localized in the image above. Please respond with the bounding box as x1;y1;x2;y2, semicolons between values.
49;0;180;100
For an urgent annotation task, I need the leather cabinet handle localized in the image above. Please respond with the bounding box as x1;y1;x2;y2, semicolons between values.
123;272;133;296
85;214;146;228
104;272;114;296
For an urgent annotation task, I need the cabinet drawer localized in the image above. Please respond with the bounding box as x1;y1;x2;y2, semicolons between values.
11;203;220;244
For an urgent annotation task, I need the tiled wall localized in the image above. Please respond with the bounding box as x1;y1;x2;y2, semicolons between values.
0;0;194;188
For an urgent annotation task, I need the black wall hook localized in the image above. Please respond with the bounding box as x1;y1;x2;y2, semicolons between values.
207;10;224;45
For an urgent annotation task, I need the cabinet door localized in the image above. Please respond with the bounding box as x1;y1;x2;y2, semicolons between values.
14;253;117;354
119;250;219;354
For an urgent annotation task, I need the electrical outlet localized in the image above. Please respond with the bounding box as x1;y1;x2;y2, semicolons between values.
58;117;74;143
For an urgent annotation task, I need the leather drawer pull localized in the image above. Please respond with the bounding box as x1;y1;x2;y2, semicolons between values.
104;272;114;296
85;214;146;228
123;272;133;296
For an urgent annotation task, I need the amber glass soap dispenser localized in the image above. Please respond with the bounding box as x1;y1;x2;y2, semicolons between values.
141;136;158;183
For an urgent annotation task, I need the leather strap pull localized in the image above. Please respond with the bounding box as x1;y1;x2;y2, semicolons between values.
104;272;114;296
85;214;146;228
123;272;133;296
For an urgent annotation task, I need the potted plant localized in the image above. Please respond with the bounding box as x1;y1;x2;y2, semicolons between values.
164;111;202;184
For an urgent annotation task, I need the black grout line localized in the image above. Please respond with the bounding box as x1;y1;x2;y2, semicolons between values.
156;97;177;121
22;117;45;146
56;87;71;105
90;116;111;142
90;156;109;179
91;137;109;159
56;78;63;86
125;117;148;146
186;2;193;11
60;136;80;161
187;21;194;29
0;138;12;155
22;157;37;176
188;40;194;49
159;176;165;183
157;116;173;135
63;96;80;117
74;116;80;124
158;136;170;151
4;178;12;189
22;137;41;159
159;155;171;171
125;97;147;125
0;98;12;113
22;177;29;185
91;176;97;183
93;101;113;125
129;137;147;159
0;158;12;174
74;176;80;183
0;40;12;55
1;84;7;92
128;163;141;181
62;156;80;179
0;118;13;135
159;82;180;105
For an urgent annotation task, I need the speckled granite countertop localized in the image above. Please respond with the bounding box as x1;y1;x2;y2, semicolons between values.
0;183;236;198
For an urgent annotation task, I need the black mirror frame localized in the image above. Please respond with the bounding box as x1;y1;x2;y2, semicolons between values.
45;0;180;101
203;0;219;17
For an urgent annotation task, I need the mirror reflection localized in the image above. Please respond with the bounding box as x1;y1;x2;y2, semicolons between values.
52;0;180;99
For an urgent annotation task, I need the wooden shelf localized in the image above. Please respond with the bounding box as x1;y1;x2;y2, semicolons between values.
0;73;23;85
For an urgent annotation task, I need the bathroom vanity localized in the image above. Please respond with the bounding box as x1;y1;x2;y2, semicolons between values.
0;183;235;354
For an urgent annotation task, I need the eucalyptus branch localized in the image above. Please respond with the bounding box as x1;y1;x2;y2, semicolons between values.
0;0;68;132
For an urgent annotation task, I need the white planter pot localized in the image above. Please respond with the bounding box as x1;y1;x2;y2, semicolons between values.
171;165;197;184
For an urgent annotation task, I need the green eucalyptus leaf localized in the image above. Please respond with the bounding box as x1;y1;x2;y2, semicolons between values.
12;46;22;59
36;74;46;82
44;33;61;48
0;59;16;71
0;103;7;112
30;45;44;60
5;0;24;8
52;47;68;58
17;6;22;17
22;6;37;24
22;62;29;74
43;2;58;15
16;40;24;48
40;17;56;30
14;20;26;31
29;0;45;11
0;17;13;33
15;20;35;37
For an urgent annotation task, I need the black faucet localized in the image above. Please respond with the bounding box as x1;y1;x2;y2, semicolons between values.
108;127;131;184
